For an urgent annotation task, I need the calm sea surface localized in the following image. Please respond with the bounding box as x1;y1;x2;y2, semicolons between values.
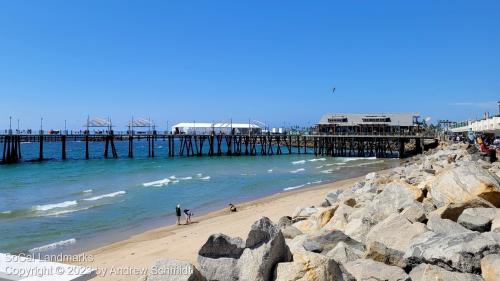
0;140;399;254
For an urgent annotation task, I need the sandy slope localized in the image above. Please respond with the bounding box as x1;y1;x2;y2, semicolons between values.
77;176;364;280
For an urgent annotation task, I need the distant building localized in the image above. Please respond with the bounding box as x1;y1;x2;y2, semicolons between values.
171;122;261;135
316;113;420;135
450;116;500;136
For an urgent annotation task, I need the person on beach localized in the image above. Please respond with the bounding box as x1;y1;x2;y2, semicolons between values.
229;203;237;213
183;209;193;224
176;204;181;225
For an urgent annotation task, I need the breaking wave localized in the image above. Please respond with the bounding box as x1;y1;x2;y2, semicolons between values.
84;191;126;201
28;238;76;253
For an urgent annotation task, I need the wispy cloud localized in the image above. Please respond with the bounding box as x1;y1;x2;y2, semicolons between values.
449;101;498;108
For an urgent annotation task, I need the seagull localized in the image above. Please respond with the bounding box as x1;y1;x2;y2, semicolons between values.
332;86;336;94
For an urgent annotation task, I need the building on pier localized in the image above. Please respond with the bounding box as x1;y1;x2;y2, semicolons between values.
171;122;262;135
316;113;421;135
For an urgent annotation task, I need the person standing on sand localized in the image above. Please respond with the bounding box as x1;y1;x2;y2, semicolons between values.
184;209;193;224
176;204;181;225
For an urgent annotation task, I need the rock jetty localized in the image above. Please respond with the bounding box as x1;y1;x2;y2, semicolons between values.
143;142;500;281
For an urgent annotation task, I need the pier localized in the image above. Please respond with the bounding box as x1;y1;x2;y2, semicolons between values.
0;132;438;164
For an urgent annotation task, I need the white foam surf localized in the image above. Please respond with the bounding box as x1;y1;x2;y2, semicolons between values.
292;160;306;165
267;169;273;173
308;158;326;162
200;176;211;180
28;238;76;253
34;201;78;211
290;168;305;173
142;178;171;187
320;169;334;174
283;184;306;191
83;189;93;193
84;191;126;201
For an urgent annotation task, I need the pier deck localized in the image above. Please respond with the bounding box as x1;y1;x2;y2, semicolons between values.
0;133;438;164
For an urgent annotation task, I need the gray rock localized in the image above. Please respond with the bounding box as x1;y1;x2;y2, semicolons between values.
458;213;492;232
292;207;319;223
198;234;245;281
481;254;500;281
365;213;427;267
401;204;427;223
278;216;293;228
427;216;474;234
275;251;344;281
458;208;499;232
146;259;206;281
237;217;293;281
322;203;353;231
303;240;322;253
281;226;302;239
430;165;500;208
492;212;500;233
428;199;495;221
342;259;410;281
404;231;500;273
422;197;437;215
198;234;245;259
343;216;377;244
409;263;484;281
325;241;363;264
325;189;343;206
368;181;423;221
302;229;364;255
286;234;307;254
198;217;292;281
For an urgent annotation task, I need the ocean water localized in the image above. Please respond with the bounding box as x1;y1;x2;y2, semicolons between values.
0;140;399;254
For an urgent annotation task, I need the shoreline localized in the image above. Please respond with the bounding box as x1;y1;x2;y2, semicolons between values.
74;171;386;280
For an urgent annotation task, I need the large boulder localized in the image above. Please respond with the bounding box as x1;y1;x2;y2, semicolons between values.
325;241;363;264
409;264;484;281
281;226;303;239
343;216;377;244
342;259;410;281
322;203;353;231
426;216;474;234
302;229;364;255
458;214;492;232
428;199;495;221
365;214;427;267
286;234;307;254
274;251;343;281
292;207;319;223
404;231;500;273
296;206;337;233
492;212;500;233
458;208;499;232
368;181;424;221
237;217;293;281
481;254;500;281
198;217;292;281
324;189;344;206
401;204;426;223
146;259;206;281
198;234;245;281
430;165;500;208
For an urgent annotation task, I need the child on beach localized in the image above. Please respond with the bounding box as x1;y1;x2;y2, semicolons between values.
175;204;181;225
183;209;193;224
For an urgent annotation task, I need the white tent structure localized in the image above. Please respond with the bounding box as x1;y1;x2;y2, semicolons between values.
171;122;262;135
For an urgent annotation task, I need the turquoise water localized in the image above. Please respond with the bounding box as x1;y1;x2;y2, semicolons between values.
0;140;399;254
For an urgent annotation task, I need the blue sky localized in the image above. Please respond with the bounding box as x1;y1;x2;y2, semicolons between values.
0;1;499;130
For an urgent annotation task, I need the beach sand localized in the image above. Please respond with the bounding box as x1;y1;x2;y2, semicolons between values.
77;175;366;281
